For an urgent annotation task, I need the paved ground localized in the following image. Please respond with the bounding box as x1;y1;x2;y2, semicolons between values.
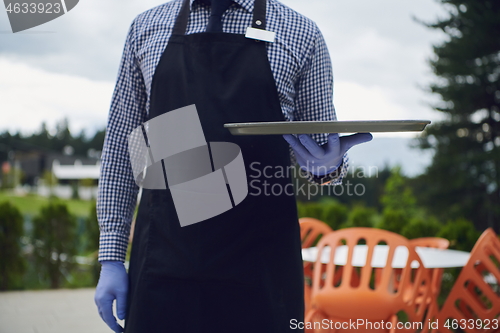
0;288;121;333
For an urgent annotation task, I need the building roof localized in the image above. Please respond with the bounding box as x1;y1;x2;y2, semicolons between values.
52;159;100;180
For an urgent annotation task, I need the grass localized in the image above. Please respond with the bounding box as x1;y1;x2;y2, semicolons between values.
0;191;94;218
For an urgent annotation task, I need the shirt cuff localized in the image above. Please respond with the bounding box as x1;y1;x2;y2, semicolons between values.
98;231;130;262
306;154;349;186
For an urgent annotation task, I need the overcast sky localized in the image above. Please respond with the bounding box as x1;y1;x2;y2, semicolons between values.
0;0;449;139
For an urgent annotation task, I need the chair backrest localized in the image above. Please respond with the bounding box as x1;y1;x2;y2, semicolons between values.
299;218;333;318
299;217;333;249
435;228;500;333
411;237;450;297
410;237;450;250
310;227;431;323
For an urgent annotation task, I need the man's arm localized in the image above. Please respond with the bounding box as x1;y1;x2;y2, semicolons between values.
95;19;147;333
291;24;349;185
97;19;147;262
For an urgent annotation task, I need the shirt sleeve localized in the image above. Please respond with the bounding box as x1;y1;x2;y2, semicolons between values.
97;19;148;262
292;24;348;186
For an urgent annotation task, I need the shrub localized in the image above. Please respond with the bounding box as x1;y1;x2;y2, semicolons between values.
436;218;480;252
377;209;409;234
0;201;25;290
320;199;349;230
297;199;349;230
340;205;376;229
297;201;324;221
400;216;442;239
32;201;77;289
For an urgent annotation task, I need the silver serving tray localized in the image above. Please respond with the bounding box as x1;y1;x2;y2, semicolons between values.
224;120;431;135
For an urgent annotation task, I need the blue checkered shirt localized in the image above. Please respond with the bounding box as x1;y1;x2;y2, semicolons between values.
97;0;349;262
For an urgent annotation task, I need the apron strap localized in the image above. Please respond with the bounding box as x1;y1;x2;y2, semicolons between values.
173;0;268;35
173;0;191;35
251;0;267;30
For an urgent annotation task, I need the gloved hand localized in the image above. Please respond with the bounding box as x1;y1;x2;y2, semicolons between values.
94;261;128;333
283;133;373;176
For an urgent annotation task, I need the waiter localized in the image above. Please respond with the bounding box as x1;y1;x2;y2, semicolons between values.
94;0;372;332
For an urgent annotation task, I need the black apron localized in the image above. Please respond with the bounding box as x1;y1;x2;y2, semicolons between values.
125;0;304;331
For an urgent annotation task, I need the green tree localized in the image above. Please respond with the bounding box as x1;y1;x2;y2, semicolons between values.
87;129;106;153
326;166;392;211
32;202;77;289
415;0;500;231
25;122;52;152
380;167;416;214
0;121;105;174
378;167;417;233
0;202;25;290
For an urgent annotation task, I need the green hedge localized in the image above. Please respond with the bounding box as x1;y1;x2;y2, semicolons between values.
0;198;99;290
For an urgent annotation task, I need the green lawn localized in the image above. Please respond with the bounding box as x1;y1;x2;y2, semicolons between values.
0;191;94;218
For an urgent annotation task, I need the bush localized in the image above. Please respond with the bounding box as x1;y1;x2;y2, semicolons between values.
0;201;25;290
297;199;348;230
32;201;77;289
400;216;442;239
320;199;349;230
340;205;376;229
297;201;324;221
436;218;480;252
377;209;409;234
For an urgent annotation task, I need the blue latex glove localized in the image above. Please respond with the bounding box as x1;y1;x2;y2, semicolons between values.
94;261;128;333
283;133;373;176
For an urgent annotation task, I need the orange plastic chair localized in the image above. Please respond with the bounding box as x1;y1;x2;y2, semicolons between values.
433;228;500;333
411;237;450;250
410;238;450;301
397;237;451;331
377;238;450;293
300;218;333;317
300;217;334;249
306;228;432;333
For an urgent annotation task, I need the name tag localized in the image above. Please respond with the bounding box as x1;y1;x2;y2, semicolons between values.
245;27;275;43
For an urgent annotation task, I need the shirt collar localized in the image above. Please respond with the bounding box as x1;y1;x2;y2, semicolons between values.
190;0;254;13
